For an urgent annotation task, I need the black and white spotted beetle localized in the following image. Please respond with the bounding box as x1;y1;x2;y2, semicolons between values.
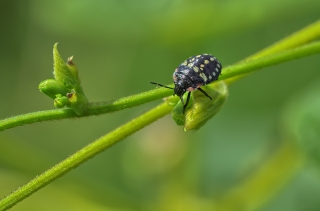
151;54;222;113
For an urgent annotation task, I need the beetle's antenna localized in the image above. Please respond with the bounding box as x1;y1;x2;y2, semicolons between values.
150;82;173;90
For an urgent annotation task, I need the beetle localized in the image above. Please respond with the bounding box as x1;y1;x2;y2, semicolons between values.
150;54;222;113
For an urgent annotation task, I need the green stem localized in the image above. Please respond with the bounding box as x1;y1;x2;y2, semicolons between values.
1;41;320;132
244;20;320;61
219;41;320;81
0;101;172;211
0;88;172;132
226;20;320;84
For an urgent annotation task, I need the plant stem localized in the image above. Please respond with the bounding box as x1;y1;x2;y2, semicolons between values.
245;20;320;61
219;41;320;81
1;41;320;132
0;101;172;211
225;20;320;84
0;88;173;132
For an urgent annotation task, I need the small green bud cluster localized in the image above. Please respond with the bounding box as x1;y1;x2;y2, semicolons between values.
39;44;88;115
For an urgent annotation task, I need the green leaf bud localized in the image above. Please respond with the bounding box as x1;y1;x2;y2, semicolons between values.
184;81;228;131
54;95;69;108
172;81;228;131
53;43;80;89
38;79;70;100
67;92;89;115
66;56;80;82
39;44;89;111
165;95;180;107
171;94;193;126
66;56;85;94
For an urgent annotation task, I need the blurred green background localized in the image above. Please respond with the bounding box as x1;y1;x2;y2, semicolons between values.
1;0;320;210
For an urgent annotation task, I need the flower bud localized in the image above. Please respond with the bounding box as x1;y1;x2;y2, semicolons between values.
171;94;193;126
184;81;228;131
39;43;89;114
172;81;228;131
54;95;70;108
39;79;70;99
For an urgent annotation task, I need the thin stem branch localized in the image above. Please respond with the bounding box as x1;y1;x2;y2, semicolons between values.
0;88;173;131
219;41;320;81
0;101;173;210
1;41;320;132
226;20;320;84
244;20;320;61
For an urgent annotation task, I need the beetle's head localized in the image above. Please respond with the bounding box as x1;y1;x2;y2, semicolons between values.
173;83;186;98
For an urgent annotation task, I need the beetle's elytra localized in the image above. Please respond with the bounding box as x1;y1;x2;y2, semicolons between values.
151;54;222;113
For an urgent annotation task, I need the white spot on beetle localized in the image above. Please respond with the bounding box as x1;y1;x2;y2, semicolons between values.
200;73;207;81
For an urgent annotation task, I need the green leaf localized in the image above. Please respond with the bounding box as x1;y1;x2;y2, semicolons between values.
171;93;193;126
66;56;85;94
53;43;80;89
171;81;228;131
184;81;228;131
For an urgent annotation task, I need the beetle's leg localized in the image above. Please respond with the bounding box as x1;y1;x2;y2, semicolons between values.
183;92;191;114
198;87;212;100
